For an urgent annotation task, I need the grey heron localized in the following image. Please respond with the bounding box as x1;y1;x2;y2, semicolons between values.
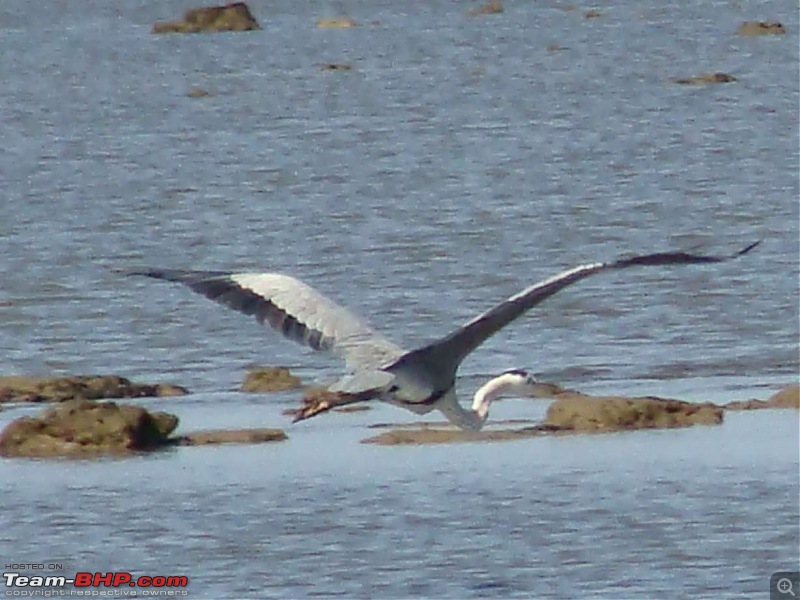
126;241;758;430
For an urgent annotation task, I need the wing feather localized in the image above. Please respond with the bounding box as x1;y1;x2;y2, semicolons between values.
390;241;760;384
125;269;405;371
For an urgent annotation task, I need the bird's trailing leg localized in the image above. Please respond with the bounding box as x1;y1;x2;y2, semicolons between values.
290;388;377;423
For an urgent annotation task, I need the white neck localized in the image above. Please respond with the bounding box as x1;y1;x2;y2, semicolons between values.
435;373;539;432
471;373;534;423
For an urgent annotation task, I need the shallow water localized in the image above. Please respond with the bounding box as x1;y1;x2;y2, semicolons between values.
1;0;798;598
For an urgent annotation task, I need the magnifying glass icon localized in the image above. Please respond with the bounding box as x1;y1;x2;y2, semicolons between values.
778;578;796;597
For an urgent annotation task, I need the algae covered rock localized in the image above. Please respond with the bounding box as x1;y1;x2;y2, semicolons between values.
177;428;287;446
468;1;504;16
241;367;302;393
544;392;723;431
671;73;737;85
0;375;188;404
153;2;260;34
0;400;179;458
724;385;800;410
737;21;786;36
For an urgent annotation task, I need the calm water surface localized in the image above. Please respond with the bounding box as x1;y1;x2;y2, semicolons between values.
1;0;798;598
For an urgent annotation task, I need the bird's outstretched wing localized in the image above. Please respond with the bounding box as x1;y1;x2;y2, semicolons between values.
392;241;761;378
123;269;405;373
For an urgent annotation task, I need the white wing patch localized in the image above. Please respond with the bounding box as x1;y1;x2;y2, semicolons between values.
230;273;405;370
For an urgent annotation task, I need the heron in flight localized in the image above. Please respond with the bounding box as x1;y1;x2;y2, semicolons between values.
126;241;758;430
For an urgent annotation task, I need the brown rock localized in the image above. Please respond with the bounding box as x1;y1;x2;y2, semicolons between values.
767;385;800;408
362;425;560;445
187;87;211;98
320;63;352;71
468;1;504;16
584;10;602;18
153;2;260;34
177;428;287;445
545;392;723;431
0;400;179;458
316;17;357;29
672;72;737;85
241;367;301;393
724;385;800;410
737;21;786;36
0;375;188;404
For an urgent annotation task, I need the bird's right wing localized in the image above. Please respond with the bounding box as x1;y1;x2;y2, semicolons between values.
124;269;405;374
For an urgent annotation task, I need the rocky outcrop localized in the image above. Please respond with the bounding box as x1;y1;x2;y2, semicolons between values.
724;385;799;410
0;375;187;404
671;73;737;85
176;428;287;446
362;393;722;445
241;367;301;393
153;3;260;34
737;21;786;36
544;392;723;431
0;400;179;458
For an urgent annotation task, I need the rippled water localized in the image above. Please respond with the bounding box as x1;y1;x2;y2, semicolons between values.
1;0;798;598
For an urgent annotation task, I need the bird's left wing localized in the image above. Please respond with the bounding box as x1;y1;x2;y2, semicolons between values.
398;241;760;376
124;269;405;373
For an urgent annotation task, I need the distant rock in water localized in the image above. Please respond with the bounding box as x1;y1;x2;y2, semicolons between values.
723;385;799;410
153;2;260;34
737;21;786;36
671;73;737;85
187;87;212;98
0;375;187;404
0;400;179;458
468;1;504;16
241;367;302;393
320;63;353;72
175;428;287;446
544;392;723;431
316;17;357;29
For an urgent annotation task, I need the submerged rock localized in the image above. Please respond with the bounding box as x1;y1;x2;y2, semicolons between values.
671;72;737;85
176;428;287;446
0;400;179;458
241;367;302;393
0;375;187;404
316;17;357;29
320;63;353;71
153;2;260;34
362;424;560;445
737;21;786;36
544;392;723;431
724;385;799;410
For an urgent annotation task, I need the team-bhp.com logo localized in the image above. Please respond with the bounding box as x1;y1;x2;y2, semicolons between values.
3;570;189;596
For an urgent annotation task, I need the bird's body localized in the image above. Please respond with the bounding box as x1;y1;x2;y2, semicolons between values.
126;241;758;430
